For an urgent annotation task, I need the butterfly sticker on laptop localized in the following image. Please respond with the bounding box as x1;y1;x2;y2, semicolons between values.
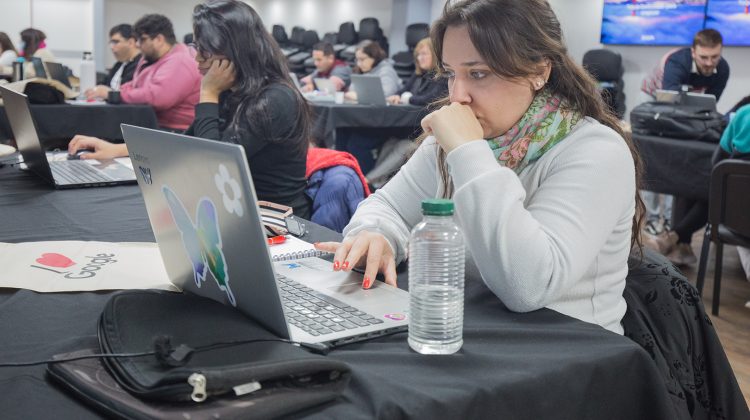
162;185;236;306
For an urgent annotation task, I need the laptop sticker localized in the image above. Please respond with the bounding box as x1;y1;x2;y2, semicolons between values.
138;166;152;185
214;164;243;217
163;185;236;306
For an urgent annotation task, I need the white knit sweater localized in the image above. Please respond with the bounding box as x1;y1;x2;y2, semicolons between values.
343;118;635;334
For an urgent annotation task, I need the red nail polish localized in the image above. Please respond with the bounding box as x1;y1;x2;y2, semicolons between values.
342;261;349;269
333;261;340;270
363;277;370;289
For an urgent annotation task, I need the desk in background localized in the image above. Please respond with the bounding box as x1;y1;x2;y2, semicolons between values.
310;102;427;149
633;133;717;201
0;103;158;147
0;162;680;419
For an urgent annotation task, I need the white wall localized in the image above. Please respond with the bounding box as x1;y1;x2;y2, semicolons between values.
0;0;93;73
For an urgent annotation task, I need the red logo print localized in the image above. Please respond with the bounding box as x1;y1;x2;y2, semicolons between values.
35;253;75;268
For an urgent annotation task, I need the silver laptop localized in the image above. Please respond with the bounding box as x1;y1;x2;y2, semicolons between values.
654;89;717;111
313;77;336;94
0;85;136;188
44;62;73;89
351;74;387;106
121;124;409;346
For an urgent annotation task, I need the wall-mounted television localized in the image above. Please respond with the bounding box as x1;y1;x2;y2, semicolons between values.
601;0;708;45
704;0;750;46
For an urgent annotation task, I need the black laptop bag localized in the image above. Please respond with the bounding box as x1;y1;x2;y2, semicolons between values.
48;290;351;419
630;101;725;143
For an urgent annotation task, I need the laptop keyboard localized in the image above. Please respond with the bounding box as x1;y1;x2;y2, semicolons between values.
50;161;114;184
276;274;384;336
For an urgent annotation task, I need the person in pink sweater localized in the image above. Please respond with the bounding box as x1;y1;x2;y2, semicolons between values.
87;14;201;131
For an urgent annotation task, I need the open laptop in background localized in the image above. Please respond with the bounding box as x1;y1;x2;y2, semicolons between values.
121;124;409;347
351;74;390;106
45;62;73;89
655;89;717;111
313;78;336;94
0;85;135;188
31;57;48;79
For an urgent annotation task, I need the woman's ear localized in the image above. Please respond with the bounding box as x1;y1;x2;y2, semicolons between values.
532;59;552;91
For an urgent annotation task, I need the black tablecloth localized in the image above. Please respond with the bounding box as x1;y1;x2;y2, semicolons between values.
0;163;680;419
633;133;717;201
310;102;427;148
0;103;158;146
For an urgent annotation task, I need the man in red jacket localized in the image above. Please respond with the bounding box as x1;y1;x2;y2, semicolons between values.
87;14;201;131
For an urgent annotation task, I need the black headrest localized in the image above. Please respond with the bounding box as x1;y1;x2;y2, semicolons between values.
359;18;381;40
272;25;288;43
322;32;338;44
302;30;319;48
406;23;429;48
338;22;357;44
291;26;305;44
582;49;623;81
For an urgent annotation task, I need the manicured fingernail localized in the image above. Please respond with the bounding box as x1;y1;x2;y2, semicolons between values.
333;261;340;270
362;277;371;289
342;260;349;269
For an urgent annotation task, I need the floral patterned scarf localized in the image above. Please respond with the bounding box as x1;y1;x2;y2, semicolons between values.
487;90;582;174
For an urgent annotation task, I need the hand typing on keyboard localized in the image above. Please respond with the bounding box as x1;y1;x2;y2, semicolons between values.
314;230;397;290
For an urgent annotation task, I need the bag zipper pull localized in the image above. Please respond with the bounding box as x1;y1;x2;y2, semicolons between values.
188;373;207;402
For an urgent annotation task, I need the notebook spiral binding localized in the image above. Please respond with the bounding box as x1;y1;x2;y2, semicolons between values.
271;249;331;262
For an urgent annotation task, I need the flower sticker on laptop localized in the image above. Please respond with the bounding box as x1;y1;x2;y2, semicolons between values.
214;164;243;217
163;185;236;306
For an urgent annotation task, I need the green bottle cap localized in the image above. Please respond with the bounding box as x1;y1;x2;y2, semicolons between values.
421;199;454;215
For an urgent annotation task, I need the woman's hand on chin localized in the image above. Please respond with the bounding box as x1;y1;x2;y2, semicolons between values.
420;102;484;153
200;59;236;103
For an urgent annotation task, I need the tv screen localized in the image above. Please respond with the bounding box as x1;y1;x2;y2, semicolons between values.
601;0;708;45
704;0;750;46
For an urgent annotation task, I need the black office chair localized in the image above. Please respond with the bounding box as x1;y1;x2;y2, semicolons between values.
359;17;388;55
273;25;299;57
337;22;360;63
392;23;430;81
582;49;626;119
695;159;750;316
623;248;748;418
288;30;319;76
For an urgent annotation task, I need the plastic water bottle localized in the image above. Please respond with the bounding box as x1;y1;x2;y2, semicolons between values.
408;199;465;354
79;51;96;95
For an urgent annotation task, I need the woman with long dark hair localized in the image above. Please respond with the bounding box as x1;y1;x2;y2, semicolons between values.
69;0;312;218
316;0;645;334
188;0;311;218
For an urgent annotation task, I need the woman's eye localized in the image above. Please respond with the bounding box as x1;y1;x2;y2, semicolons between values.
470;71;487;80
441;71;455;79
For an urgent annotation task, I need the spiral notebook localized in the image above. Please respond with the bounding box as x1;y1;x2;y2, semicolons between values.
269;236;332;262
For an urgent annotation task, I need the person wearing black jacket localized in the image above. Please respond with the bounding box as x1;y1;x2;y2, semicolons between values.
387;38;447;106
185;0;311;219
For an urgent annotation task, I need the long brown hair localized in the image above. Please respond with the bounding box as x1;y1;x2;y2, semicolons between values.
0;32;17;54
20;28;46;57
428;0;644;250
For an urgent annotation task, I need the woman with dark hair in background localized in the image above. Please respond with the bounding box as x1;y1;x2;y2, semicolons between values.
316;0;644;334
346;40;401;102
0;32;18;72
19;28;55;77
68;0;312;218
